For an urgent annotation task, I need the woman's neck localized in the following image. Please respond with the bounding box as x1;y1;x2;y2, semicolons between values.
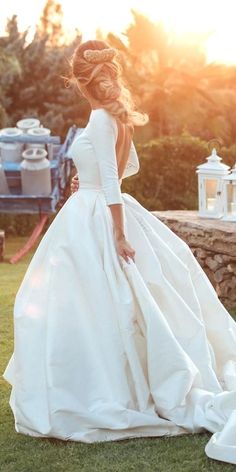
87;97;103;110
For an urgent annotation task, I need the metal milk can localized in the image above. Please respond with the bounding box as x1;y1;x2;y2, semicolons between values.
0;156;10;194
16;118;40;133
0;128;23;162
20;148;52;195
26;127;51;150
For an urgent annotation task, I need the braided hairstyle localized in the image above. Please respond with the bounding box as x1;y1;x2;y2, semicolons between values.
69;39;148;128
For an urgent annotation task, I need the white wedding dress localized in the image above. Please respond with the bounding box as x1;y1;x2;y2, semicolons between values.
3;108;236;464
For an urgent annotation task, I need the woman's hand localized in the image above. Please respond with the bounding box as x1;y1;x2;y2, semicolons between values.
70;179;135;263
115;235;136;264
70;173;79;194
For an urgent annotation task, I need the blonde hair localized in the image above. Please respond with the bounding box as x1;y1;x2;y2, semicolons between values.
68;39;149;128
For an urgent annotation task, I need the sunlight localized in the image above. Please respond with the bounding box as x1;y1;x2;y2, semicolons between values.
129;0;236;64
1;0;236;64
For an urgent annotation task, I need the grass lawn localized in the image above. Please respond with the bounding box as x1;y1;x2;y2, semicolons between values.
1;236;236;472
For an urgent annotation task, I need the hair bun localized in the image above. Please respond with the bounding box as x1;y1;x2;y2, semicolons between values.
83;48;116;64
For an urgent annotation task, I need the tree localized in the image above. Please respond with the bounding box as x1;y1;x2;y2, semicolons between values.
1;7;236;145
0;10;86;137
36;0;65;47
107;10;236;144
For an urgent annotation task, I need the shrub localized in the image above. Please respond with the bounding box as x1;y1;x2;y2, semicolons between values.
122;134;235;211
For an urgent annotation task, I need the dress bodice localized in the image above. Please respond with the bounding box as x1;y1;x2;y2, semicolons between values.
67;108;140;205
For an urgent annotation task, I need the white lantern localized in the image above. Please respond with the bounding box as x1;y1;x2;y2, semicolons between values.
221;164;236;221
196;148;230;218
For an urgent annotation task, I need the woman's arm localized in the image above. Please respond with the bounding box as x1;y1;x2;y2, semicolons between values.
70;173;135;262
89;109;135;263
109;203;135;263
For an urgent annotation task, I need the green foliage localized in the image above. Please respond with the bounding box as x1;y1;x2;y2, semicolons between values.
122;134;233;211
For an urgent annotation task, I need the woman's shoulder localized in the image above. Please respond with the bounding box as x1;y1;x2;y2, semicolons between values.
88;108;118;136
90;107;111;114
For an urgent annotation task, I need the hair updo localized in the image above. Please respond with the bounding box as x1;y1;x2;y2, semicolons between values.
69;39;149;127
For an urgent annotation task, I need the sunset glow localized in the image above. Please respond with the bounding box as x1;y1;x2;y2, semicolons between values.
1;0;236;65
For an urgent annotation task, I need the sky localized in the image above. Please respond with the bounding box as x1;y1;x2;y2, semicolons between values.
1;0;236;65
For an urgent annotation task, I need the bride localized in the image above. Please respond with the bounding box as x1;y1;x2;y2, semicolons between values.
3;39;236;465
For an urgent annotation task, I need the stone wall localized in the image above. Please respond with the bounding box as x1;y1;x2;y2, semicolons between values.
152;210;236;310
0;230;5;262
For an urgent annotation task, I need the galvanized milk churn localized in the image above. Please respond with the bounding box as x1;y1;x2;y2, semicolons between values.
16;118;40;133
20;148;52;195
0;128;23;162
26;127;51;149
0;156;10;194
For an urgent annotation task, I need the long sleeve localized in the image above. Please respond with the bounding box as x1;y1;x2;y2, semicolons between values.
89;109;123;206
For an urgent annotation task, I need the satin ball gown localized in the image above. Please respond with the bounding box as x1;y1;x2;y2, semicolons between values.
3;108;236;465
